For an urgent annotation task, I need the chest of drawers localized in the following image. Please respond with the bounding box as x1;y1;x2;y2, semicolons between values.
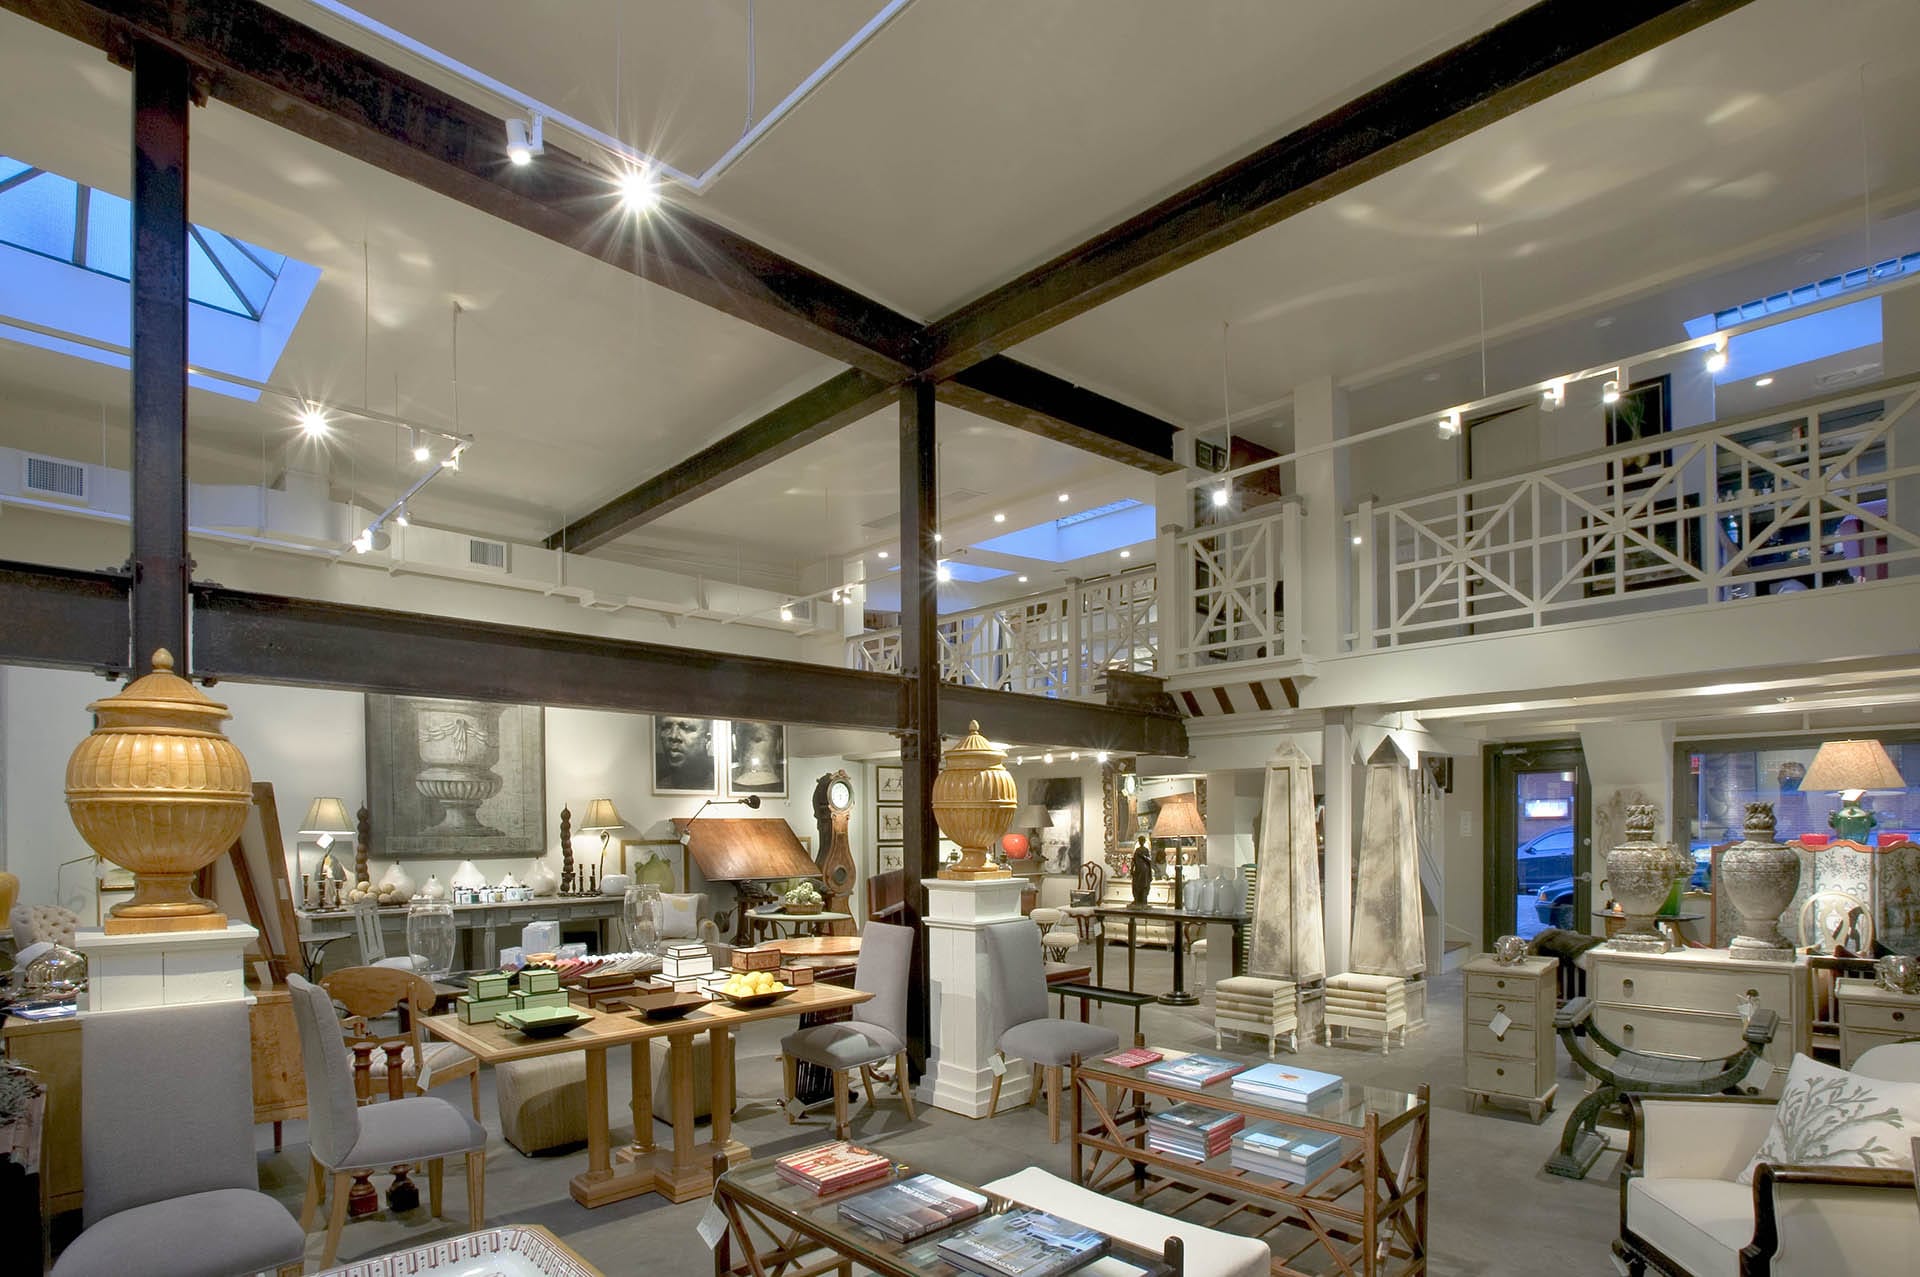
1584;947;1808;1095
1462;954;1557;1122
1837;978;1920;1067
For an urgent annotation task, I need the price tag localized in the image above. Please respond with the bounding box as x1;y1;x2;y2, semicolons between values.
697;1201;728;1249
1487;1010;1512;1040
415;1052;435;1091
990;1053;1007;1077
1740;1058;1774;1093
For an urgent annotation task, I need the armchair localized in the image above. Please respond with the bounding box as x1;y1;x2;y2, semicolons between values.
1617;1095;1920;1276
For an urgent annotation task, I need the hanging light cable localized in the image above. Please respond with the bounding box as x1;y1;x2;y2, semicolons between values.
1213;319;1232;508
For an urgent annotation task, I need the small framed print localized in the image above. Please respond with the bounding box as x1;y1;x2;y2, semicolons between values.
877;842;903;871
877;806;906;841
875;765;905;803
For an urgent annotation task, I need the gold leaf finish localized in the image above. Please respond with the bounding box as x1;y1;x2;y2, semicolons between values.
932;720;1016;880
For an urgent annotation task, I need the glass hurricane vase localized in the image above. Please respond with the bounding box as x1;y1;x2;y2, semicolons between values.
405;898;457;979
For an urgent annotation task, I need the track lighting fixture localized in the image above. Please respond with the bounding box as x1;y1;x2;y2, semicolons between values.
1436;409;1461;439
411;428;431;462
352;528;374;554
1541;380;1565;411
506;116;543;166
1705;336;1728;374
1211;485;1230;507
1096;751;1109;763
779;604;794;622
298;402;328;437
441;443;466;471
393;508;409;528
1043;752;1055;765
617;164;661;213
1602;380;1621;405
936;563;952;583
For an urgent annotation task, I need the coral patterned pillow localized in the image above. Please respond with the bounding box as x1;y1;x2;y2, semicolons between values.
1739;1052;1920;1184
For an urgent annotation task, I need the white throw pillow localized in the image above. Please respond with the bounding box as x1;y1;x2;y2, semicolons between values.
652;892;703;940
1739;1052;1920;1184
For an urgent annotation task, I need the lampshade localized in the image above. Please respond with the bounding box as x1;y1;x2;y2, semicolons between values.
578;798;626;833
299;797;355;836
1151;794;1207;840
1802;740;1907;796
1013;804;1052;830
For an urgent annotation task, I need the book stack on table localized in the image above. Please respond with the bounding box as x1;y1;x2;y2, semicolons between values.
1146;1102;1245;1162
1143;1052;1248;1091
835;1173;987;1243
1229;1062;1344;1108
1231;1122;1345;1184
772;1142;891;1196
936;1209;1111;1277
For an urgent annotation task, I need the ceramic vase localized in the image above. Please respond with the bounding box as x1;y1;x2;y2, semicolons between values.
420;874;447;902
64;649;253;934
378;863;416;900
526;859;559;897
931;720;1016;880
1603;804;1693;952
1721;802;1800;962
450;861;486;892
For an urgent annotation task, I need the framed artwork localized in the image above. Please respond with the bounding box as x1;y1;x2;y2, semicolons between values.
875;765;905;802
877;843;903;871
1606;373;1673;485
1028;776;1084;875
653;715;720;795
728;720;787;798
618;838;681;885
367;694;545;857
877;806;906;841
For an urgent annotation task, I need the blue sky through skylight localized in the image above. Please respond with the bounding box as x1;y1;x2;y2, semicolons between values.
972;498;1155;562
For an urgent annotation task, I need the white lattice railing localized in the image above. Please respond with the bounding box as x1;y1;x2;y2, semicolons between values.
1349;376;1920;648
847;568;1158;696
1170;500;1303;671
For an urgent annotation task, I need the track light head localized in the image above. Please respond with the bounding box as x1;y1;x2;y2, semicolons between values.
297;403;327;437
936;563;952;583
1602;380;1621;405
506;116;543;166
1705;337;1728;374
1211;485;1230;508
779;604;794;623
1436;409;1461;439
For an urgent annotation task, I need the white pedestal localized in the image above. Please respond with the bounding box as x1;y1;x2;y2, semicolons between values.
74;922;259;1014
922;877;1028;1118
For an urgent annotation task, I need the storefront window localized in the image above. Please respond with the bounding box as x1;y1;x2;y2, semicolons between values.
1687;738;1920;848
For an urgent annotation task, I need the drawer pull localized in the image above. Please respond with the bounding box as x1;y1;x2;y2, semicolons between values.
1896;1011;1907;1023
1495;1067;1505;1077
1495;1003;1507;1015
1746;988;1759;1000
1622;1023;1634;1040
1622;978;1634;996
1494;979;1506;989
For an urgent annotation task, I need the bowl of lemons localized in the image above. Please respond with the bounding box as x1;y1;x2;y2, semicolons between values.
710;968;794;1008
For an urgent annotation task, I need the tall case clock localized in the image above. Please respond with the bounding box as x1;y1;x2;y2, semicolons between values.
814;770;858;932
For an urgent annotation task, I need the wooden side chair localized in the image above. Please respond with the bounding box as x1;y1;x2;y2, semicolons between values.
322;964;481;1121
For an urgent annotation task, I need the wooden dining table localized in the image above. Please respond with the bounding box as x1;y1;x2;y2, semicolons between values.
425;982;870;1208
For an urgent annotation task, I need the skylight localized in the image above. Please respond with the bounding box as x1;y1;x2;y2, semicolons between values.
0;154;320;401
1685;253;1919;337
972;498;1155;563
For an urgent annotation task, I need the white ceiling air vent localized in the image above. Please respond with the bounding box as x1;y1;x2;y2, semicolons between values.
468;537;509;571
1813;362;1880;389
23;454;87;502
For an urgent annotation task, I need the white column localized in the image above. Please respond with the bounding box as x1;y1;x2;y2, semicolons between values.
841;555;867;641
922;878;1029;1116
1152;431;1196;672
1293;376;1352;659
1322;714;1354;975
73;922;259;1014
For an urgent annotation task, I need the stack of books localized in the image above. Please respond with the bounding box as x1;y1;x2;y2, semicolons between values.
772;1142;891;1196
1144;1052;1247;1091
836;1173;987;1242
937;1209;1111;1277
1231;1122;1345;1184
1101;1046;1164;1068
1231;1062;1343;1107
1146;1102;1245;1161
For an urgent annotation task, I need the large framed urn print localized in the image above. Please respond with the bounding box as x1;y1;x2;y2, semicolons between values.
366;695;546;857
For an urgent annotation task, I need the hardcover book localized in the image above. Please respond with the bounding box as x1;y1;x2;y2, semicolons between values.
937;1210;1111;1277
1231;1062;1343;1103
1144;1052;1247;1090
773;1141;891;1195
836;1173;988;1242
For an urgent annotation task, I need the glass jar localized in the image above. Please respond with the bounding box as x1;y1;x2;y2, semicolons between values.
624;883;661;955
406;898;457;979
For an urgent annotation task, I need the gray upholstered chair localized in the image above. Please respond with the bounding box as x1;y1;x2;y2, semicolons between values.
51;1001;304;1277
780;920;917;1139
985;919;1119;1143
286;974;487;1267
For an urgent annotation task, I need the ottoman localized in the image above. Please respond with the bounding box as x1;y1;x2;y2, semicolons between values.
1213;974;1298;1056
496;1054;587;1155
1323;972;1409;1054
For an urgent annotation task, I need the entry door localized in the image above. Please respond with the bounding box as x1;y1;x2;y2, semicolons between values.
1485;743;1592;949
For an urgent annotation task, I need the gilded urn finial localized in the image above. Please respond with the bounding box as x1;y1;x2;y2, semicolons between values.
932;720;1017;880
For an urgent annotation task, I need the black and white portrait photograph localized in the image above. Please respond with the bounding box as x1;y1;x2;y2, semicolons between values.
367;694;546;857
653;715;718;794
729;720;787;797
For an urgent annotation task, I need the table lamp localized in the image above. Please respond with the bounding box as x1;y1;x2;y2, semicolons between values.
1802;739;1906;843
578;798;626;888
300;796;356;888
1152;792;1207;912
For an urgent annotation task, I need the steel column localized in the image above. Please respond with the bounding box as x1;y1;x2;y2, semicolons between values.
897;379;940;1068
129;39;192;668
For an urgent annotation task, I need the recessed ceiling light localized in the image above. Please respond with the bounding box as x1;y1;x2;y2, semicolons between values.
1594;316;1615;328
877;550;889;559
1017;575;1028;583
412;443;431;462
1096;751;1109;763
993;512;1006;523
933;532;942;543
1351;534;1363;546
1119;549;1132;559
1754;377;1774;387
1057;492;1070;503
1043;752;1054;764
617;165;660;213
297;403;328;437
1776;695;1795;703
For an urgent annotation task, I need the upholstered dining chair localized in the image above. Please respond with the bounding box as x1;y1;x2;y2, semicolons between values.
780;920;916;1139
985;919;1119;1143
286;974;487;1267
50;1001;305;1277
322;964;481;1119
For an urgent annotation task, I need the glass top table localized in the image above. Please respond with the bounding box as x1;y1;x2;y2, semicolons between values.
714;1154;1180;1277
1090;903;1250;1004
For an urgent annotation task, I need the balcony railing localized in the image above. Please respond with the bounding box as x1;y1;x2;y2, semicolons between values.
847;568;1157;696
1347;376;1920;648
1169;500;1302;671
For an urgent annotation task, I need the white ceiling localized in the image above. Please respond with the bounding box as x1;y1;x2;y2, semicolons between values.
2;0;1917;593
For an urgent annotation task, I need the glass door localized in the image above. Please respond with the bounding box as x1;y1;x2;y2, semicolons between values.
1485;743;1592;947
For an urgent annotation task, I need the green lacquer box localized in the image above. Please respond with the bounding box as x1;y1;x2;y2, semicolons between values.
469;972;512;1001
512;989;572;1012
456;995;514;1023
517;968;562;995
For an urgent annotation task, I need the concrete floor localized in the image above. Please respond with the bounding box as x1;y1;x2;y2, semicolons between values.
255;951;1625;1275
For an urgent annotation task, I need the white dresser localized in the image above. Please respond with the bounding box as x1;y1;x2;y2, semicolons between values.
1836;978;1920;1067
1462;954;1557;1122
1585;948;1808;1095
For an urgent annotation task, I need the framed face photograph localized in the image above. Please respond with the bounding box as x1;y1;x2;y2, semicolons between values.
875;765;905;803
728;719;787;798
652;715;719;795
877;806;906;841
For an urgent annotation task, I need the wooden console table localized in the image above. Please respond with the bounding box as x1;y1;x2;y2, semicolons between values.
1072;1052;1428;1276
298;896;625;971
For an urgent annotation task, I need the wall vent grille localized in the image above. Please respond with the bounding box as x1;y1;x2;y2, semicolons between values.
23;455;86;500
468;537;508;570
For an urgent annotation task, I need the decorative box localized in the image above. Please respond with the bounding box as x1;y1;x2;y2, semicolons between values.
663;952;713;980
665;942;706;960
778;964;814;987
517;968;563;995
520;921;561;954
512;989;573;1013
672;977;703;995
732;946;783;972
469;972;511;1001
457;995;514;1023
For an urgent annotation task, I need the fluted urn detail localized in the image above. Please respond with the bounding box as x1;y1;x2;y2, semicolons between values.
932;720;1016;880
1603;803;1692;953
1721;801;1800;962
65;649;253;933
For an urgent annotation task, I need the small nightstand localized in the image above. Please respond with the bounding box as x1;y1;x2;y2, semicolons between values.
1463;954;1557;1122
1837;977;1920;1067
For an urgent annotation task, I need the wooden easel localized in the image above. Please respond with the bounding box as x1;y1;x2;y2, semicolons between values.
197;782;301;985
